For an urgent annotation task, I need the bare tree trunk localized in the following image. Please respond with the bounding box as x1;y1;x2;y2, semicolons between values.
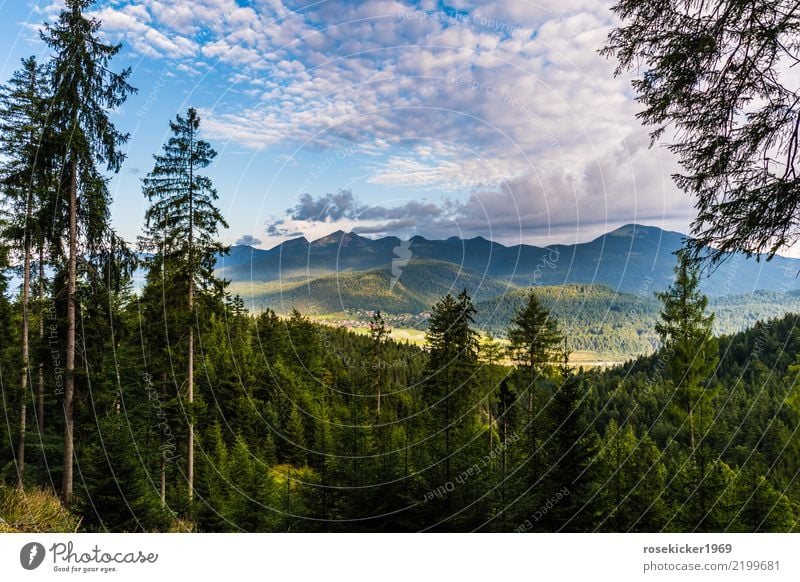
161;372;167;506
61;158;77;506
376;341;382;415
404;422;409;478
488;398;492;460
187;319;193;501
487;349;493;462
16;198;33;487
529;351;537;481
376;379;381;416
160;451;166;507
500;408;508;530
37;246;44;435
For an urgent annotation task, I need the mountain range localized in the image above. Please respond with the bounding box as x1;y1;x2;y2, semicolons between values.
219;224;800;316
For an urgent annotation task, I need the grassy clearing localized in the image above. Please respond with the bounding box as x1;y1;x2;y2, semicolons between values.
0;482;80;533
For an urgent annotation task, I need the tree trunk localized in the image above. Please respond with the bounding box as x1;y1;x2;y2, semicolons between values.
488;398;492;461
529;350;537;481
487;348;493;461
376;341;382;415
161;372;167;506
614;435;621;532
160;451;166;507
16;198;33;487
404;421;409;478
61;158;77;506
37;245;44;435
500;408;508;530
37;246;45;478
187;321;193;501
376;378;381;416
187;126;195;502
444;373;451;487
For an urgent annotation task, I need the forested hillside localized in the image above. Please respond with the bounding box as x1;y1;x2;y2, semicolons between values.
231;277;800;361
3;259;800;531
476;286;800;357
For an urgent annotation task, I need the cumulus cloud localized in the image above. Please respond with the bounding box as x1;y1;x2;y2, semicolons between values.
89;5;199;58
288;190;362;221
359;200;442;221
90;0;694;244
270;190;448;236
268;146;691;245
235;234;264;246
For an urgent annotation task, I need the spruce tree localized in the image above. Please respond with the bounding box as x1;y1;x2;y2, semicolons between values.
655;250;719;450
421;289;481;529
141;107;228;502
285;405;307;467
78;413;170;532
137;261;188;510
655;251;723;531
195;423;230;531
543;364;599;531
424;290;479;481
226;435;277;531
731;464;795;532
368;310;390;415
0;56;51;486
479;333;504;455
495;378;521;529
506;290;562;483
597;421;668;532
41;0;135;505
603;0;800;261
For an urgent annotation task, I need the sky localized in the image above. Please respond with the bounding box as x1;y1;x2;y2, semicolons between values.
0;0;695;250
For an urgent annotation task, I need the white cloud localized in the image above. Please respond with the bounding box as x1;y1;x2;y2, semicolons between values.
87;0;691;242
89;5;198;58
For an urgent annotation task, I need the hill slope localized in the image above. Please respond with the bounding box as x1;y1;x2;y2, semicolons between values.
218;225;800;362
475;285;800;358
220;225;800;311
230;258;514;314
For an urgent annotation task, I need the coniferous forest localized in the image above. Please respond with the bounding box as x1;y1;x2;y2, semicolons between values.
2;1;800;533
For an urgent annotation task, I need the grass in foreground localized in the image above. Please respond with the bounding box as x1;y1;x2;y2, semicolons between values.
0;482;80;533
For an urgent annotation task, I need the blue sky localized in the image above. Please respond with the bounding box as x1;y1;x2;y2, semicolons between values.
0;0;693;249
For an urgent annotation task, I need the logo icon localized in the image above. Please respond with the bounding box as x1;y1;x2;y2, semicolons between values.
20;542;46;570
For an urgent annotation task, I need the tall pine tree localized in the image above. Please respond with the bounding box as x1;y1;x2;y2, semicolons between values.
141;108;228;502
368;310;390;416
655;250;719;450
41;0;135;505
506;290;562;485
420;289;481;529
656;250;720;530
0;56;52;486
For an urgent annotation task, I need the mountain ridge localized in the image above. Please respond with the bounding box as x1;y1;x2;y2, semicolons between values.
219;224;800;303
